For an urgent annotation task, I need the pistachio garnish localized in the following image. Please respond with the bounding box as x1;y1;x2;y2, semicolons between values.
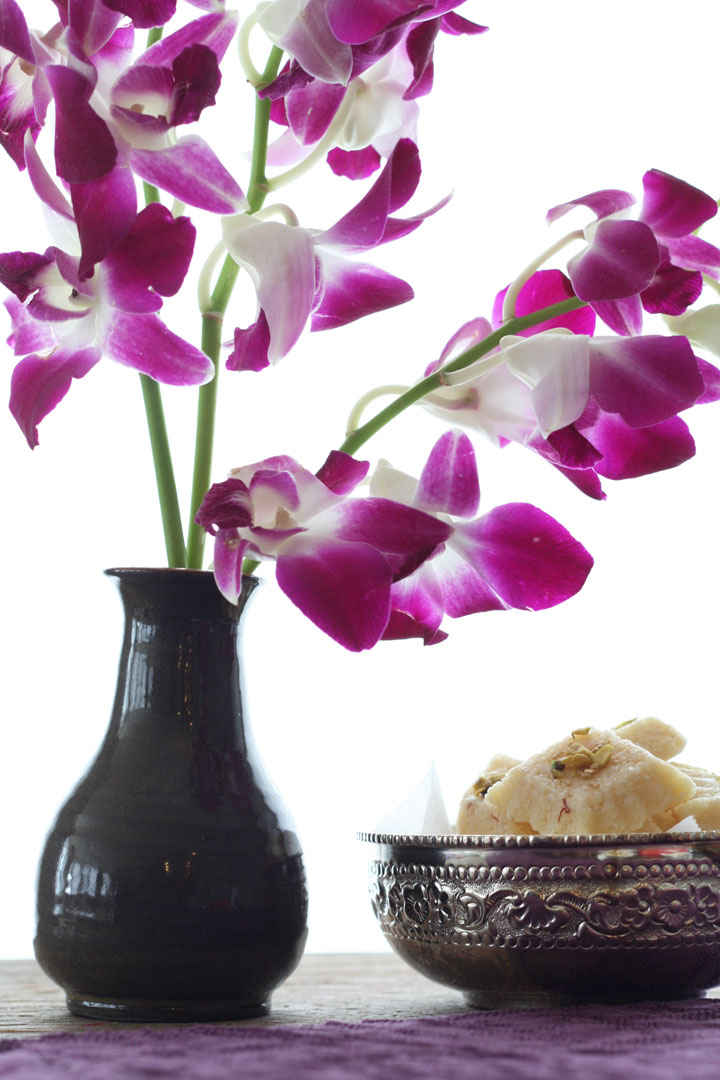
550;741;613;778
471;772;504;797
614;718;636;729
571;726;590;737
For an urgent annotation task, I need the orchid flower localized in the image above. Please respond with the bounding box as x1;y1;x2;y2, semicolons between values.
417;271;715;498
545;169;720;336
370;430;594;644
1;203;213;446
263;13;485;180
256;0;483;98
0;0;59;168
224;138;445;371
195;449;451;650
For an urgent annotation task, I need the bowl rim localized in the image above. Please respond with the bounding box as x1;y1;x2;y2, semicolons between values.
358;830;720;848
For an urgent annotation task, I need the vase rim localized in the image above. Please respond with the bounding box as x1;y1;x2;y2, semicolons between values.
104;567;260;584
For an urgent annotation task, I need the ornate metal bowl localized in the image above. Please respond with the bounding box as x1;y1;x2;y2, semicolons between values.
361;831;720;1007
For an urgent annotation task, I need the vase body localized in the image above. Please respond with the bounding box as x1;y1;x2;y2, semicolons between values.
34;569;308;1022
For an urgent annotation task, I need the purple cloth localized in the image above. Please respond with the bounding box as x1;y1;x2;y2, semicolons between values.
2;1002;720;1078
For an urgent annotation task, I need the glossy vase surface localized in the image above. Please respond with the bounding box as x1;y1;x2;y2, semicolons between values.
34;568;308;1022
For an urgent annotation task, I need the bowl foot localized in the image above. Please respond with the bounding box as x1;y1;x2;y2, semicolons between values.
464;988;706;1010
66;994;270;1022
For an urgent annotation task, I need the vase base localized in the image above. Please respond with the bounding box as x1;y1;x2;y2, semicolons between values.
66;993;270;1023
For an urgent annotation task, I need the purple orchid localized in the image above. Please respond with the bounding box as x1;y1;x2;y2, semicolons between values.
258;0;485;103
370;430;594;644
225;138;446;371
264;13;485;180
0;0;58;168
420;270;716;498
1;203;213;447
547;169;720;335
195;450;451;651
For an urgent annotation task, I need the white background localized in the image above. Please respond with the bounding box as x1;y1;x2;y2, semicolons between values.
2;0;720;958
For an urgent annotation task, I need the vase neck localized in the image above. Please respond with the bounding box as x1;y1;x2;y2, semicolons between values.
107;570;258;747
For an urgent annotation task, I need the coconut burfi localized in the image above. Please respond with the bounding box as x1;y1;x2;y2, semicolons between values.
483;726;696;835
614;716;686;761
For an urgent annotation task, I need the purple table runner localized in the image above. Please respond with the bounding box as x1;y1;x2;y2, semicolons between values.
3;1001;720;1079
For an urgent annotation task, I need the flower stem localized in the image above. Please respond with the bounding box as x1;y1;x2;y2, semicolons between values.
139;374;187;567
339;296;587;456
185;45;283;570
502;229;584;321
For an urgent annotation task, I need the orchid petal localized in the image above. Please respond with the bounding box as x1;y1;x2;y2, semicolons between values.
45;65;117;183
249;469;301;519
140;12;238;64
195;478;252;532
311;251;413;331
501;332;590;436
641;262;702;317
421;362;536;447
23;132;74;222
102;203;195;312
0;64;40;169
567;218;659;301
101;311;214;384
67;0;122;55
640;168;717;239
326;0;464;44
102;0;176;29
223;215;315;361
316;450;369;494
327;145;382;179
9;346;100;448
369;459;419;506
696;357;720;403
441;12;488;34
547;188;635;225
0;0;35;62
432;546;505;615
0;250;53;301
414;429;479;517
212;529;249;605
227;311;271;373
454;504;593;610
528;424;602;470
285;80;346;145
169;44;222;125
590;295;643;337
276;534;392;651
130;136;245;213
589;335;704;427
4;296;57;355
111;61;174;120
323;496;451;559
664;235;720;276
258;0;353;85
492;269;596;336
383;563;447;644
318;138;421;251
430;316;493;372
71;164;138;280
580;411;696;481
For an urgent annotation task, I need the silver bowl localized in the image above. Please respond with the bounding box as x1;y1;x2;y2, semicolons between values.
361;830;720;1007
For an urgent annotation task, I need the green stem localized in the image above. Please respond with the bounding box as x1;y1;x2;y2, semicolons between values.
143;180;160;205
339;297;587;456
146;26;163;47
139;374;187;567
185;45;284;570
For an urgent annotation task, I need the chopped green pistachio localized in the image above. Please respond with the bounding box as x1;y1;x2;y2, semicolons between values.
614;718;637;729
550;742;613;778
571;726;590;737
471;772;504;797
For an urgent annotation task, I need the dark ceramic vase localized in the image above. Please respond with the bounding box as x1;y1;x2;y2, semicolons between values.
34;568;308;1022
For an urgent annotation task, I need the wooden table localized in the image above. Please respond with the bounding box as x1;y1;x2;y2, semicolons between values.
0;954;467;1039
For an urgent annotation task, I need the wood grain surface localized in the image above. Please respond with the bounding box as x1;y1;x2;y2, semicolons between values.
0;954;467;1039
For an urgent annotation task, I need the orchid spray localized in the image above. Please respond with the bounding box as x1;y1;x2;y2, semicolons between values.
2;0;719;651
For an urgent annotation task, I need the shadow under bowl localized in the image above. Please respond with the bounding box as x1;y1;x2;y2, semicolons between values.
361;830;720;1008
